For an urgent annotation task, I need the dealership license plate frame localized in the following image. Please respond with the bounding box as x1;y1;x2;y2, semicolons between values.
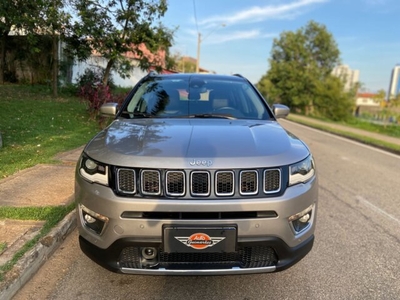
163;225;237;253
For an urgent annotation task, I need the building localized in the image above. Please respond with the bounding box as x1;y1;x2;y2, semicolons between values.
388;64;400;99
332;64;360;91
72;43;169;87
354;92;380;116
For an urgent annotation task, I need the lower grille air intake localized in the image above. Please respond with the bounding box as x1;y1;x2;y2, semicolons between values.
119;246;278;269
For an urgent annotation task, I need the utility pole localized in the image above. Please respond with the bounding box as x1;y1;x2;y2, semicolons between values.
195;24;225;73
196;33;201;73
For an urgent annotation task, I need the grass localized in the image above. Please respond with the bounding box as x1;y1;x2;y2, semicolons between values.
0;202;75;281
287;114;400;154
0;85;100;178
0;84;98;282
341;117;400;138
0;243;6;254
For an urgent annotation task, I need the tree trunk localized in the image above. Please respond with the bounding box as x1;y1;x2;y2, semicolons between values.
0;31;9;85
103;58;114;85
52;33;58;98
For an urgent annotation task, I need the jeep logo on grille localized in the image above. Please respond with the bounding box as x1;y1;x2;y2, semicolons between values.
189;159;213;167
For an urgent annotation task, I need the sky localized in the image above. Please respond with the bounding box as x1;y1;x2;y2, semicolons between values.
161;0;400;93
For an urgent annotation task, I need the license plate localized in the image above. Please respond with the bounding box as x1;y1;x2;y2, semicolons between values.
163;226;237;253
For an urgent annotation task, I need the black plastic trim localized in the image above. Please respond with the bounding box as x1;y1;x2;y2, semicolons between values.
79;234;314;274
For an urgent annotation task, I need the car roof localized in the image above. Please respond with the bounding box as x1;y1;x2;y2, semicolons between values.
149;72;247;82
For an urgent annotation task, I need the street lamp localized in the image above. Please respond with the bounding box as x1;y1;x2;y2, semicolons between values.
196;24;226;73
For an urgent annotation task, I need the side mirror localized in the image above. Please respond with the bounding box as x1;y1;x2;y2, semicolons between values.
272;104;290;119
100;103;118;116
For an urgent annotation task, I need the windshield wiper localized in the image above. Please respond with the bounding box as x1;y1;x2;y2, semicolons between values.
121;111;154;118
186;114;236;120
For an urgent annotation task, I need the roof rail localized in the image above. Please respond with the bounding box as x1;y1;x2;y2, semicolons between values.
233;73;244;78
148;70;158;76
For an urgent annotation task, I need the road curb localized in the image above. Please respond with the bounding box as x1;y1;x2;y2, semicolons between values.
0;211;77;300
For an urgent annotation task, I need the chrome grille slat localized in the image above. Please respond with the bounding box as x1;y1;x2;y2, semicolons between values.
117;169;136;194
264;169;281;193
115;168;281;197
240;170;258;195
216;171;234;196
191;171;210;196
141;170;161;195
166;171;185;196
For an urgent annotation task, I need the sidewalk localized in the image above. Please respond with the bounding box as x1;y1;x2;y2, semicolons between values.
0;146;83;300
1;116;400;299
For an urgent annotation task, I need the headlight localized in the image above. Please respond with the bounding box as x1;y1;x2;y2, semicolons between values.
79;153;109;186
289;155;315;186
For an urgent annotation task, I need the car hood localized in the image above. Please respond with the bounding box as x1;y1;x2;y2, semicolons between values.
84;118;310;168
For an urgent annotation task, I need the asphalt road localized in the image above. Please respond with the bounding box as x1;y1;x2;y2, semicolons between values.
14;120;400;300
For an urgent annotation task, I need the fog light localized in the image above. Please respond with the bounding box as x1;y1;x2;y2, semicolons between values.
80;204;109;235
299;213;310;223
289;205;313;234
84;213;96;224
141;247;157;260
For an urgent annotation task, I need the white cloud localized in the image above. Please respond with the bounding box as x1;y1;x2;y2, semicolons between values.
205;30;264;44
199;0;329;26
204;29;278;44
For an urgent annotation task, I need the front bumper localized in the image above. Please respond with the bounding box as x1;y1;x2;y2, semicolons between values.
79;234;314;275
76;172;318;274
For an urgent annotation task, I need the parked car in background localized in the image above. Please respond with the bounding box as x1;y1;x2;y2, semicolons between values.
75;72;318;275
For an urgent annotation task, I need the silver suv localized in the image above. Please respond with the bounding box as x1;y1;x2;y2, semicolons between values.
75;73;318;275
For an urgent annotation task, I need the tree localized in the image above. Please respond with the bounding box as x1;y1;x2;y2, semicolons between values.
180;59;196;73
313;75;354;121
0;0;36;84
0;0;72;96
260;21;353;120
256;74;274;105
166;52;198;73
373;89;386;104
71;0;174;85
34;0;72;97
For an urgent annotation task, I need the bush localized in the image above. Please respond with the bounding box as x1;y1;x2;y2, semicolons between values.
76;67;128;124
76;67;115;90
79;83;113;119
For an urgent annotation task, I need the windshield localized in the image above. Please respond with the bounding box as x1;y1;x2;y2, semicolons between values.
121;76;272;120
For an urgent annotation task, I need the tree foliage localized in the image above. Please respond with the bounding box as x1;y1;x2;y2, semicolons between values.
0;0;39;84
258;21;354;121
1;0;175;90
70;0;174;84
373;89;386;104
165;52;197;73
37;0;72;97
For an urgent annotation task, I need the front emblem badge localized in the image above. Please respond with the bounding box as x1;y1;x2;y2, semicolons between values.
189;159;213;167
175;233;225;250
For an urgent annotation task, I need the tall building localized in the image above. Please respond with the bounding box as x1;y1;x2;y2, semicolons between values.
388;64;400;99
332;64;360;91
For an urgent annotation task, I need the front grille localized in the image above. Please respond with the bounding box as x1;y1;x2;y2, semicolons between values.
119;246;278;269
166;171;185;196
215;171;234;196
119;246;141;269
240;171;258;195
141;170;161;195
117;169;136;194
264;169;281;193
191;171;210;196
115;167;282;198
